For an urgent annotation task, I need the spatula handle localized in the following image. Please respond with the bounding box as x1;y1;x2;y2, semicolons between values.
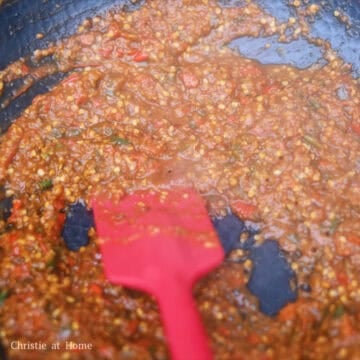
157;281;213;360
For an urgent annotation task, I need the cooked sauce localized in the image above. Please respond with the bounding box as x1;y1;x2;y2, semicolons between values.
0;0;359;359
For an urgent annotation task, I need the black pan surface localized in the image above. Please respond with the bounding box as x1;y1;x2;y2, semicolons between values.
0;2;359;358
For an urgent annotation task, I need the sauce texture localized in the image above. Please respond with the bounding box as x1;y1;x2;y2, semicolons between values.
0;0;359;359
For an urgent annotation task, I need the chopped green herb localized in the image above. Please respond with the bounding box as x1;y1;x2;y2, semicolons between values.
303;134;321;149
110;135;130;145
55;142;65;151
46;251;59;269
39;179;53;190
46;258;56;268
41;152;50;161
308;97;321;110
36;226;46;234
235;16;245;24
0;290;9;306
329;217;341;235
332;304;345;318
148;345;157;357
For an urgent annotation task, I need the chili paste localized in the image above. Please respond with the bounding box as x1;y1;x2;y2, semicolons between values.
0;0;359;359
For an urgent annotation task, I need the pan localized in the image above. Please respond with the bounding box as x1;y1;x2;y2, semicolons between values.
0;0;359;359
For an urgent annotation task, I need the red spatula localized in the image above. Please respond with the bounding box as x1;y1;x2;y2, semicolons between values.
91;188;224;360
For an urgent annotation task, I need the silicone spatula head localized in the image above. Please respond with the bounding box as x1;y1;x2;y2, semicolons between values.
91;187;224;294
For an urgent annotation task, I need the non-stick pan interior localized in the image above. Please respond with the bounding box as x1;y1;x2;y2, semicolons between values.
0;0;359;132
0;2;359;358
